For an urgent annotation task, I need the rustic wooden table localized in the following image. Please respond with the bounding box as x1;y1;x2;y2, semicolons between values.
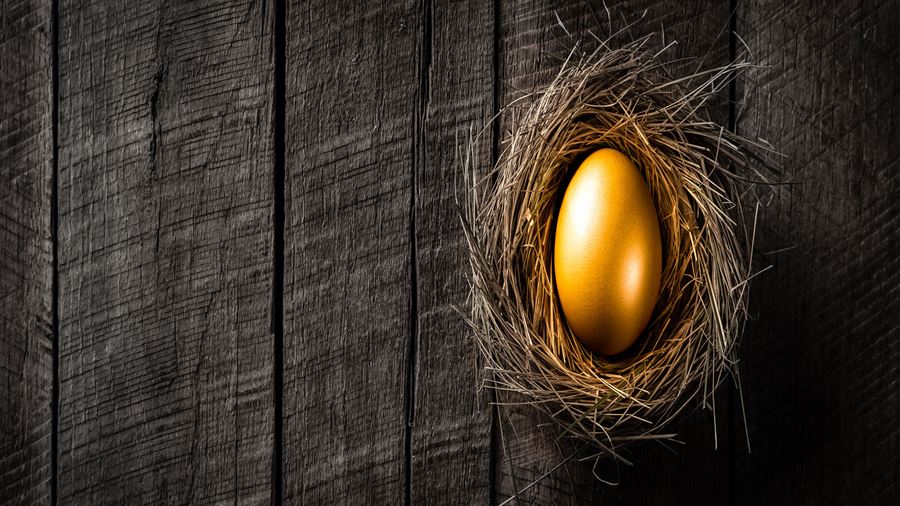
2;0;897;504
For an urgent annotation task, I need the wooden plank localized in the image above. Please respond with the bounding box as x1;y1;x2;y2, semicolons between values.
736;0;900;503
410;0;495;503
281;0;419;502
56;0;275;503
495;1;733;503
0;1;53;504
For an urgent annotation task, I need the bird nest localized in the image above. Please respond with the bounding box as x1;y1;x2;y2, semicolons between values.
461;33;773;469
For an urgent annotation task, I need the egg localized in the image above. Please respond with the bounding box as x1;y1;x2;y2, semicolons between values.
553;148;663;356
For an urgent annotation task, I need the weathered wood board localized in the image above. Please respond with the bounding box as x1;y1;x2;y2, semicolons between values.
56;0;275;503
736;0;900;503
410;0;495;504
0;1;53;504
281;0;419;502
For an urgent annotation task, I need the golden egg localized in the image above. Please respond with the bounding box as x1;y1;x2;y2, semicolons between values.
554;148;663;356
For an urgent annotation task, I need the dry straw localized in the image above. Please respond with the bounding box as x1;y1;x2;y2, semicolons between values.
460;24;776;477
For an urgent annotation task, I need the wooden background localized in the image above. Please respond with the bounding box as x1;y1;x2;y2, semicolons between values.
1;0;897;504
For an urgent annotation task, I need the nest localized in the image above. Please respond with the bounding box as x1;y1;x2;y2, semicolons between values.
461;31;774;471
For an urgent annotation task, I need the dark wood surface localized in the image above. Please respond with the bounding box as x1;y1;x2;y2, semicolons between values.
411;0;494;504
0;0;897;504
0;1;53;504
736;0;900;504
55;0;275;503
282;0;418;503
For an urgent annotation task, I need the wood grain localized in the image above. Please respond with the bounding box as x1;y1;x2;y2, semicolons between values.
281;0;419;502
0;0;897;503
736;0;900;503
56;0;275;503
410;0;495;504
0;1;53;504
495;1;734;503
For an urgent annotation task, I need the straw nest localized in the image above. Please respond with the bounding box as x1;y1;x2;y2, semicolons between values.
461;31;774;469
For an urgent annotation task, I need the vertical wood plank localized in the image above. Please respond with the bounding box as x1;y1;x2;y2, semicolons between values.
736;0;899;503
0;1;53;504
57;0;275;503
410;0;494;504
496;1;733;503
282;0;419;502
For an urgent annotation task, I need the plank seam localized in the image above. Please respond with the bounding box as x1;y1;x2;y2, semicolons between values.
405;0;431;503
272;0;286;503
489;0;501;504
